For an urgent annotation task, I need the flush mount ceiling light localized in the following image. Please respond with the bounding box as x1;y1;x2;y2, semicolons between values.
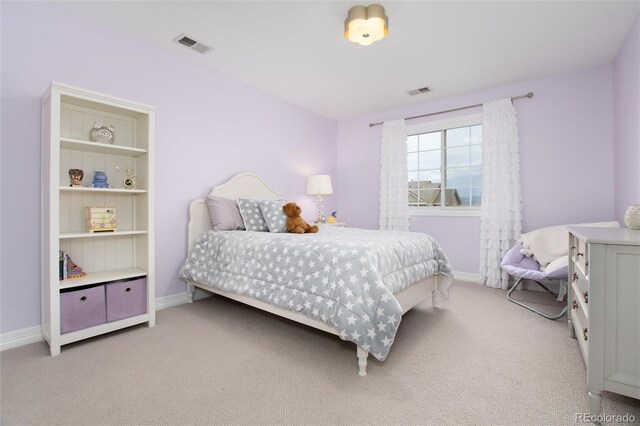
344;4;388;46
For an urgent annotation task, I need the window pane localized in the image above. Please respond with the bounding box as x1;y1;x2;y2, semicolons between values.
408;186;420;204
419;170;441;184
470;145;482;166
419;150;440;170
408;152;419;171
470;125;482;143
407;119;482;209
446;167;471;188
450;187;468;206
446;127;470;147
471;167;483;187
420;189;440;206
471;187;482;206
407;135;419;152
446;146;470;167
419;132;440;151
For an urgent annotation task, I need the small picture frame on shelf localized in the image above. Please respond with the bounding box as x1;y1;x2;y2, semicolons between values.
115;166;136;189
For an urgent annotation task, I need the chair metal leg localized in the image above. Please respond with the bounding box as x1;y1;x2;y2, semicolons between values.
507;278;567;320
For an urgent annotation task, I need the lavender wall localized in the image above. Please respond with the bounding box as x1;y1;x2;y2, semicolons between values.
337;66;615;274
613;16;640;223
0;2;337;333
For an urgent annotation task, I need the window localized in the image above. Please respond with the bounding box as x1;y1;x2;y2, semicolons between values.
407;114;482;215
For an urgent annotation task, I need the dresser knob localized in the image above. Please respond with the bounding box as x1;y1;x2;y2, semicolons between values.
80;296;87;302
125;287;131;292
583;328;588;341
573;272;578;281
572;300;578;310
577;252;584;258
583;291;589;304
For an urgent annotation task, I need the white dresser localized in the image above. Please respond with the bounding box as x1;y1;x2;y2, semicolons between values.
568;227;640;416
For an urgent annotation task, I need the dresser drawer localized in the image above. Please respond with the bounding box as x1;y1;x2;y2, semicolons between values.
570;305;589;364
573;237;588;276
570;268;589;314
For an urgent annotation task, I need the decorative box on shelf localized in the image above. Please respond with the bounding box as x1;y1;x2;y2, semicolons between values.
86;207;117;232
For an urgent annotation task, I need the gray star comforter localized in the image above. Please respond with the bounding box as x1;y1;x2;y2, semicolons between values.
179;227;453;360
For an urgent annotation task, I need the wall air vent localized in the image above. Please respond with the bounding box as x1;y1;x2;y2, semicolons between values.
407;86;432;96
174;33;213;55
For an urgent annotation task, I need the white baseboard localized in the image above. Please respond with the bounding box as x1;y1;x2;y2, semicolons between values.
0;326;44;351
1;292;191;351
156;292;189;310
453;271;479;283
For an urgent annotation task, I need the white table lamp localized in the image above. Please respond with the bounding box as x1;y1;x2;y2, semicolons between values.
306;175;333;223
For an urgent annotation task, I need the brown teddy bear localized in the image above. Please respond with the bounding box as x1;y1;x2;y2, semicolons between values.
282;202;319;234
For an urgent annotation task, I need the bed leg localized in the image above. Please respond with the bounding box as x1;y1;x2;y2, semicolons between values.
357;346;368;376
187;283;195;303
432;289;438;307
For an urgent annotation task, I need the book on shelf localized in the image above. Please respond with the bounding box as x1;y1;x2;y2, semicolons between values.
58;251;87;281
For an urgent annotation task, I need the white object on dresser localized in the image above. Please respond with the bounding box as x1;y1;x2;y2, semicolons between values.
567;227;640;417
41;82;156;356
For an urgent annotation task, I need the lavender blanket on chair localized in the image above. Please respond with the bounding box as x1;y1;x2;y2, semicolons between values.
501;243;567;281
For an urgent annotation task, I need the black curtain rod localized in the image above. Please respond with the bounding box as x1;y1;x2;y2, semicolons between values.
368;92;534;128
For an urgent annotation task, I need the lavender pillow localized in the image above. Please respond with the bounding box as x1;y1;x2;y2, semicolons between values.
206;195;245;231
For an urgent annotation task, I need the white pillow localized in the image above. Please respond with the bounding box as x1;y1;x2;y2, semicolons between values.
543;255;568;273
520;221;619;267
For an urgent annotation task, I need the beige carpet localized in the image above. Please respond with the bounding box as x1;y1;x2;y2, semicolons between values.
2;281;639;425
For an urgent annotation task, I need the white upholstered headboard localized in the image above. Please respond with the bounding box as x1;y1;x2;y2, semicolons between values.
187;172;281;254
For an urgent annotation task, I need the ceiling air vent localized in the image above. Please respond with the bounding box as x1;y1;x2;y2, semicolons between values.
174;33;213;55
407;86;432;96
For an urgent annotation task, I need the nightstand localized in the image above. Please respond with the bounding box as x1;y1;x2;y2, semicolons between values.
317;222;346;228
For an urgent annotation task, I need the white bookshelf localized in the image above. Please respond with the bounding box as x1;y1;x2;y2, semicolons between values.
41;82;156;356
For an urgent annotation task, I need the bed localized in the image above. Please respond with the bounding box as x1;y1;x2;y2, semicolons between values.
180;172;453;375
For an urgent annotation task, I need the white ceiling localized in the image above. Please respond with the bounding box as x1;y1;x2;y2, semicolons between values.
56;1;639;121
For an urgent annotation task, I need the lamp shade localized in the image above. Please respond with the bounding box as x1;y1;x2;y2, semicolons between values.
306;175;333;195
344;4;388;46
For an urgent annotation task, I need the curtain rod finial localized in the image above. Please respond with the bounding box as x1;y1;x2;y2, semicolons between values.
527;92;534;98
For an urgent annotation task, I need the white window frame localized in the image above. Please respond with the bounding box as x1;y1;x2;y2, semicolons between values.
407;113;482;217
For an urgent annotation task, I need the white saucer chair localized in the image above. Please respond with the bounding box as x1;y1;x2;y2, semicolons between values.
501;221;620;320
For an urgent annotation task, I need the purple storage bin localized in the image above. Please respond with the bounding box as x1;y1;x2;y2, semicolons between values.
106;277;147;322
60;285;106;334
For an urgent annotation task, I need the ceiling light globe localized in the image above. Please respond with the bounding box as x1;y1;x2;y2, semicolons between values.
344;4;388;46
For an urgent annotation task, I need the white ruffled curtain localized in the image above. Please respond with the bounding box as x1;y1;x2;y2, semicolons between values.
479;99;522;289
379;119;409;231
